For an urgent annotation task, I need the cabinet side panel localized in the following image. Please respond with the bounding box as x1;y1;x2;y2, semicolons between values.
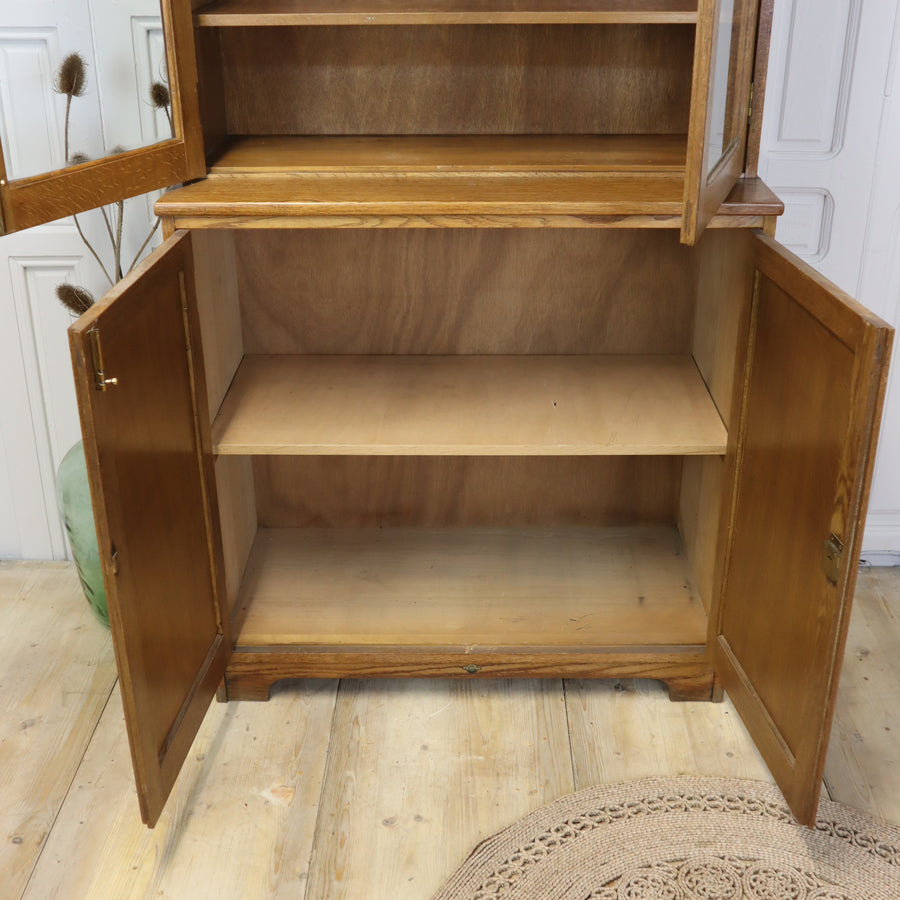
216;455;257;620
192;230;243;419
678;456;724;614
691;229;755;423
219;25;694;136
253;456;682;528
236;230;697;356
679;230;755;612
194;25;229;161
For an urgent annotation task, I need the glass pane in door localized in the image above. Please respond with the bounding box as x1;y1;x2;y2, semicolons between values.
0;0;172;181
706;0;746;178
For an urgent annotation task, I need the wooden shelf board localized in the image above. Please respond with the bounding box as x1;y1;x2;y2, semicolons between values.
211;355;728;456
208;135;688;174
157;135;782;223
158;172;687;220
234;526;708;648
196;0;699;26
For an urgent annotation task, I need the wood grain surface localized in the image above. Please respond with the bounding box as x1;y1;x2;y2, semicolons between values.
209;134;688;172
217;24;694;135
234;229;697;356
302;679;573;898
68;233;228;826
8;565;900;897
253;456;682;528
211;355;726;455
715;234;893;826
197;0;699;26
565;677;774;786
232;526;708;647
0;564;117;899
22;681;339;899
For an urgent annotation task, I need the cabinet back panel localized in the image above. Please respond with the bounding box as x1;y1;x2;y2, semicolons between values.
235;230;697;355
217;25;694;135
253;456;681;528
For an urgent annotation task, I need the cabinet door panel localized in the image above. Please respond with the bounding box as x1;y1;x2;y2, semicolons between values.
0;0;204;235
682;0;758;244
716;232;892;825
69;231;228;827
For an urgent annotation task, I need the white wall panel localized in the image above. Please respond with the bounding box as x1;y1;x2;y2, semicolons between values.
761;0;900;557
772;188;834;261
8;254;88;558
772;0;859;154
0;29;62;179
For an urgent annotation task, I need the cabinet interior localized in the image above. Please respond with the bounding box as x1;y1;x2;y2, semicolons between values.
189;227;754;656
154;17;779;226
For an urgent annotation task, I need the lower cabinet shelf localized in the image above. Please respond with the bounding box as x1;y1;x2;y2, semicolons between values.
224;525;714;699
211;354;728;456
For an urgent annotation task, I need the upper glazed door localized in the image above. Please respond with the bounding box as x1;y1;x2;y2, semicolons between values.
0;0;204;235
715;232;893;826
682;0;759;243
68;231;228;827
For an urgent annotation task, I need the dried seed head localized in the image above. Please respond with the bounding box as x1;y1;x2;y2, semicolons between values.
54;53;87;98
69;152;91;166
150;81;171;110
56;284;95;316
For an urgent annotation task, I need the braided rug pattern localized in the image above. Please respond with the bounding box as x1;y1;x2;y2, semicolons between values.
431;777;900;900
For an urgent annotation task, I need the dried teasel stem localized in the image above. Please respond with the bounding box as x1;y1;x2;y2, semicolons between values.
54;53;87;163
127;217;161;273
150;81;174;137
114;199;124;282
55;284;95;316
72;214;114;286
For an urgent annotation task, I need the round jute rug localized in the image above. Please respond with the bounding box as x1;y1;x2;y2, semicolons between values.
431;776;900;900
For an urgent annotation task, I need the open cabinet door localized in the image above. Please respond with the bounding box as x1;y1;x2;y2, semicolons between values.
69;231;228;827
0;0;203;235
681;0;758;244
715;232;892;826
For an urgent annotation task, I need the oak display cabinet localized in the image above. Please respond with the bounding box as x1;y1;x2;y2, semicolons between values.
0;0;892;830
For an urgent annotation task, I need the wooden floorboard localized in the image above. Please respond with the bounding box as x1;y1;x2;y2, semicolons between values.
0;563;117;900
824;567;900;823
22;679;338;899
564;678;775;788
4;562;898;898
303;679;574;899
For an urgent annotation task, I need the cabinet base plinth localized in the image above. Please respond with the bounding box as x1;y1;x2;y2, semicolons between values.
222;646;714;701
664;672;721;702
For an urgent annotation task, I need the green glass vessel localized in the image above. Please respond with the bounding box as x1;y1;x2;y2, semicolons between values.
56;441;108;626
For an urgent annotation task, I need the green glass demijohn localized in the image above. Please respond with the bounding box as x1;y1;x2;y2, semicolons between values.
56;441;108;626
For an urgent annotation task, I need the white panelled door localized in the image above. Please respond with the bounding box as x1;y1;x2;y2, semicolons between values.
0;0;164;558
758;0;900;561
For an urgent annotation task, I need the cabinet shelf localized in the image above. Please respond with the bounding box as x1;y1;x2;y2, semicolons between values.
195;0;699;26
156;136;782;227
233;526;708;649
210;354;727;456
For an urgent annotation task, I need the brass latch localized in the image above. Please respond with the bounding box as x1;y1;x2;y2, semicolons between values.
89;328;118;391
821;534;843;585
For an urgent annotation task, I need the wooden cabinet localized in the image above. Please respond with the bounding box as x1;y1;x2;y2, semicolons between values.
6;0;892;830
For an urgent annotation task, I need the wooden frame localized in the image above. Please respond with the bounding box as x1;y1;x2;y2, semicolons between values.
4;0;886;829
713;232;893;825
0;0;204;235
681;0;759;243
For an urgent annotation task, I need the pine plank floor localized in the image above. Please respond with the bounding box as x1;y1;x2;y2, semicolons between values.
3;561;898;899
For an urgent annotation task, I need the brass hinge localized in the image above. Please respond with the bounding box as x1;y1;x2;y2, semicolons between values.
89;328;118;391
821;533;843;585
